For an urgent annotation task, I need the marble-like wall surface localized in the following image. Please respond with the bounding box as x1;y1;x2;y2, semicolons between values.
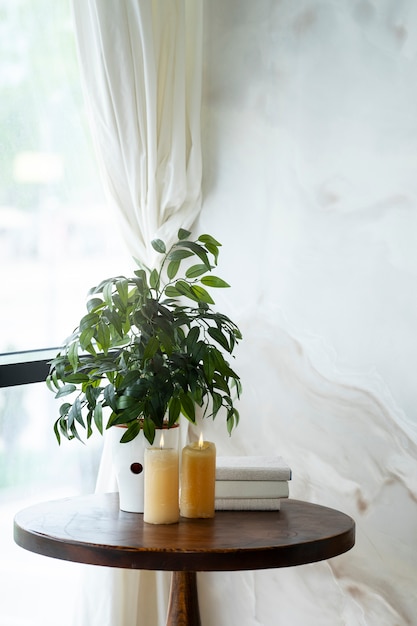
195;1;417;624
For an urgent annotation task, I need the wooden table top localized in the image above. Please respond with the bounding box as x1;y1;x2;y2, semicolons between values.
14;493;355;572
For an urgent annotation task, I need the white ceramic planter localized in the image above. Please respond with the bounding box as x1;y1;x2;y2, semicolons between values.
110;424;180;513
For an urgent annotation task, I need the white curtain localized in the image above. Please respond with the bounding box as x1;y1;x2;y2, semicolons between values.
71;0;203;265
70;2;203;625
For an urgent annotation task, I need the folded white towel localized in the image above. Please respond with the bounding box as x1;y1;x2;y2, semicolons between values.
215;479;289;499
216;456;292;481
215;497;282;511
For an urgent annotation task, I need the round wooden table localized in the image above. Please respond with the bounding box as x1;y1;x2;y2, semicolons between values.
14;493;355;625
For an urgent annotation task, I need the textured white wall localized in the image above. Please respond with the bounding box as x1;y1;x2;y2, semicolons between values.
195;1;417;624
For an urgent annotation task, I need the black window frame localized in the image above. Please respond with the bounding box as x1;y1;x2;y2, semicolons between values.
0;348;61;388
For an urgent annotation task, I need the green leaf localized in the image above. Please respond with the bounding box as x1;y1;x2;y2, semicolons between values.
175;280;213;304
93;403;103;434
168;397;181;426
112;294;126;313
210;348;238;378
103;281;113;307
55;384;76;398
156;328;172;354
185;264;209;279
191;340;207;364
151;238;166;254
133;268;147;283
85;342;98;356
46;374;55;393
143;336;160;360
198;234;221;247
65;373;90;384
167;249;194;262
120;420;142;443
233;377;243;398
180;393;196;422
234;327;243;341
69;422;84;442
142;419;156;444
56;419;71;443
117;396;138;412
226;408;239;434
178;228;191;240
58;417;70;439
190;285;215;305
201;276;230;288
149;268;160;290
178;241;211;269
104;384;117;411
205;242;220;264
59;402;72;417
167;260;180;279
104;309;124;338
212;392;223;417
96;320;111;353
164;286;181;298
203;350;216;383
207;327;230;351
53;419;61;444
86;410;93;438
186;326;200;349
51;369;59;389
79;312;99;333
85;385;101;406
116;279;129;306
175;280;195;300
80;327;95;350
68;397;84;428
87;297;104;313
117;369;140;389
212;372;231;394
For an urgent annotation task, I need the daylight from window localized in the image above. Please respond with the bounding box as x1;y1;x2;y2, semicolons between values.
0;1;130;354
0;3;130;624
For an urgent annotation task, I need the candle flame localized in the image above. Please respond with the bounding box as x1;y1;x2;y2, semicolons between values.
159;432;165;449
198;432;204;449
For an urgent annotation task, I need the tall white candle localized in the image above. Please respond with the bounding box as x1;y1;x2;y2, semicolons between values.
144;433;179;524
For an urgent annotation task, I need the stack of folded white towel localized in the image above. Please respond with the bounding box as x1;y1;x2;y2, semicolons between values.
215;456;292;510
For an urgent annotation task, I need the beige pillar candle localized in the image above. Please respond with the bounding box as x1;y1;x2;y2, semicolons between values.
180;435;216;518
144;434;179;524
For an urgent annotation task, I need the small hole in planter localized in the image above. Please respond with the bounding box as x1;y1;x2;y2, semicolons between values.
130;462;143;475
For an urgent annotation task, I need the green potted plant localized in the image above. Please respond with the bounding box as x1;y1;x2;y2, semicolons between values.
47;229;241;464
47;230;242;512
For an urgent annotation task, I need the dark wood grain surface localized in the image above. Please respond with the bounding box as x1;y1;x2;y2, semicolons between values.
14;493;355;572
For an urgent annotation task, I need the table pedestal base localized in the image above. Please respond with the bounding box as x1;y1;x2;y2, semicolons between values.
167;571;201;626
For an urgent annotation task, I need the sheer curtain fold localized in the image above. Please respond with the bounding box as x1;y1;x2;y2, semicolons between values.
72;0;203;265
70;2;203;624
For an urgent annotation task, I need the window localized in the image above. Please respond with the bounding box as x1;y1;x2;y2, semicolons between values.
0;0;131;353
0;3;130;624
